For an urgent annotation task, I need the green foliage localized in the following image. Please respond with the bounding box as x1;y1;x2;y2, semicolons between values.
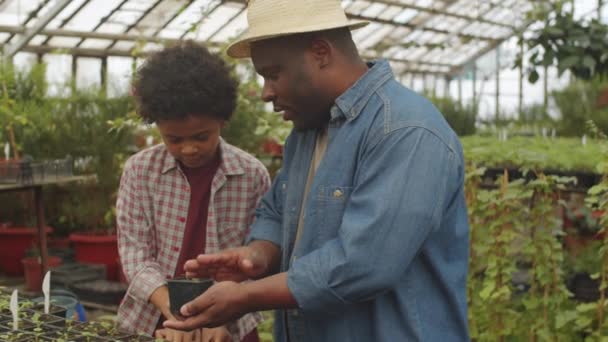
551;78;608;136
466;167;578;341
258;311;274;342
0;55;289;234
0;63;136;234
522;2;608;82
426;93;477;136
465;123;608;340
221;61;291;154
461;136;604;173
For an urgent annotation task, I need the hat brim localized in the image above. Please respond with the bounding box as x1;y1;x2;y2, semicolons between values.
226;20;369;58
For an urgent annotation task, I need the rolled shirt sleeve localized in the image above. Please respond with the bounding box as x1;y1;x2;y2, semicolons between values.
117;161;166;303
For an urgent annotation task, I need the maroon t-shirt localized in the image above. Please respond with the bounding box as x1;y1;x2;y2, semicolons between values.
174;157;220;277
168;157;260;342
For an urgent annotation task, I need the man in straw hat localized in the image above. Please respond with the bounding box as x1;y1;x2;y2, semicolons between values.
165;0;470;340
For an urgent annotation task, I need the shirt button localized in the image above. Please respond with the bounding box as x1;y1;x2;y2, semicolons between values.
333;189;344;198
178;217;186;222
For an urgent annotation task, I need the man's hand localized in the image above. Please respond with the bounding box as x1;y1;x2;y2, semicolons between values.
184;241;280;282
164;281;249;331
202;326;232;342
150;286;206;341
155;327;202;342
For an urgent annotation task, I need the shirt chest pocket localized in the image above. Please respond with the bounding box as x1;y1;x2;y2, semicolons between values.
312;185;353;243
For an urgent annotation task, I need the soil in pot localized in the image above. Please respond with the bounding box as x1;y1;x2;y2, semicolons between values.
167;277;213;318
28;311;65;327
71;321;131;339
31;302;69;318
128;335;157;341
43;329;88;342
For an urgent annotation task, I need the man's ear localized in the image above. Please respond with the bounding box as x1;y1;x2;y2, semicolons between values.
309;38;332;69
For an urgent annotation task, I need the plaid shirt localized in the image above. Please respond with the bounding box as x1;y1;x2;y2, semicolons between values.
116;140;270;339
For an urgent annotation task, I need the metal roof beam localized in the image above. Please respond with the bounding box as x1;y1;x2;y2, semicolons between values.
3;0;50;44
179;0;224;39
3;0;72;57
151;0;197;36
370;0;516;29
413;0;512;70
346;13;495;42
0;25;222;47
206;5;246;41
362;54;454;68
106;0;165;50
448;20;534;76
225;0;493;42
2;44;148;58
40;0;93;46
75;0;130;48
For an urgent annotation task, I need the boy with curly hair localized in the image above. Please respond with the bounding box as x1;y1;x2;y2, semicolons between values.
116;41;268;342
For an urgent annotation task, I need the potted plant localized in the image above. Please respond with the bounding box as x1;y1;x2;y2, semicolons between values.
21;255;62;292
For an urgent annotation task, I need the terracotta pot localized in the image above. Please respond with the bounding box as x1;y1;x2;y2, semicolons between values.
69;233;119;280
22;256;62;292
0;227;53;275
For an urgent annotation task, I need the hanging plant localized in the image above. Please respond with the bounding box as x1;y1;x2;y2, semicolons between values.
521;2;608;83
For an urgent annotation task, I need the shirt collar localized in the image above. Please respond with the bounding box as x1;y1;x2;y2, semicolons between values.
330;59;394;122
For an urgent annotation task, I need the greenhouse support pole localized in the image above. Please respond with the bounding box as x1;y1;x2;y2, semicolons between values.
518;36;524;117
458;75;463;108
444;76;451;99
599;0;604;19
101;57;108;96
495;46;501;121
3;0;71;57
71;56;78;91
472;66;477;108
423;73;428;94
543;66;549;114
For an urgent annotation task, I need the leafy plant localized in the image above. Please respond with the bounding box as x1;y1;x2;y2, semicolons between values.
552;78;608;136
425;92;477;136
521;1;608;83
461;136;605;173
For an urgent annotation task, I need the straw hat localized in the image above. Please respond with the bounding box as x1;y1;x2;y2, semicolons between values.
226;0;369;58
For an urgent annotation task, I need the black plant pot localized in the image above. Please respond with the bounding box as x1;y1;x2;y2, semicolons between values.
167;278;213;317
568;272;601;302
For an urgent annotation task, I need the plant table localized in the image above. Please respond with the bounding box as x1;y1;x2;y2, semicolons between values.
0;175;95;281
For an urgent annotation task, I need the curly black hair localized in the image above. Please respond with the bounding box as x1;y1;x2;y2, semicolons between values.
133;41;237;123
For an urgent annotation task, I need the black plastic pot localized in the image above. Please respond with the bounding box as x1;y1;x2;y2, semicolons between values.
568;272;601;302
70;279;127;305
167;277;214;317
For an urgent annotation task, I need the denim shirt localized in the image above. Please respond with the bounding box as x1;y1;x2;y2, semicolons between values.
249;60;470;342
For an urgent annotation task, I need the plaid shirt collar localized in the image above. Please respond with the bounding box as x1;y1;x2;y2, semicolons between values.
160;138;245;176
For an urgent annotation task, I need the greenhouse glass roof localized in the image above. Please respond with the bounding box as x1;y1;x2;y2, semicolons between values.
0;0;540;77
